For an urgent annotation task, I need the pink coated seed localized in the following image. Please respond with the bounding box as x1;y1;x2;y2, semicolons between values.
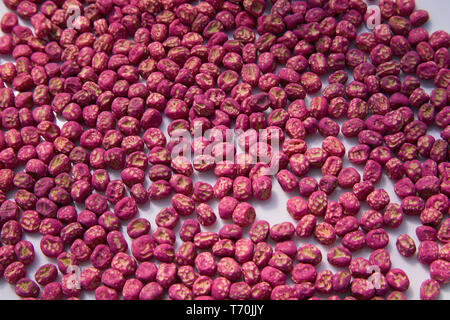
0;0;445;301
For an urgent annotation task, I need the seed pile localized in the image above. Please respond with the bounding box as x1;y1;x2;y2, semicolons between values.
0;0;448;300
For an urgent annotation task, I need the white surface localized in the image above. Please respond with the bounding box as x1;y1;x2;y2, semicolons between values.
0;0;449;300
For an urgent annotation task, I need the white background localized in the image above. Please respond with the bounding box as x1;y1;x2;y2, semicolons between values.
0;0;449;300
